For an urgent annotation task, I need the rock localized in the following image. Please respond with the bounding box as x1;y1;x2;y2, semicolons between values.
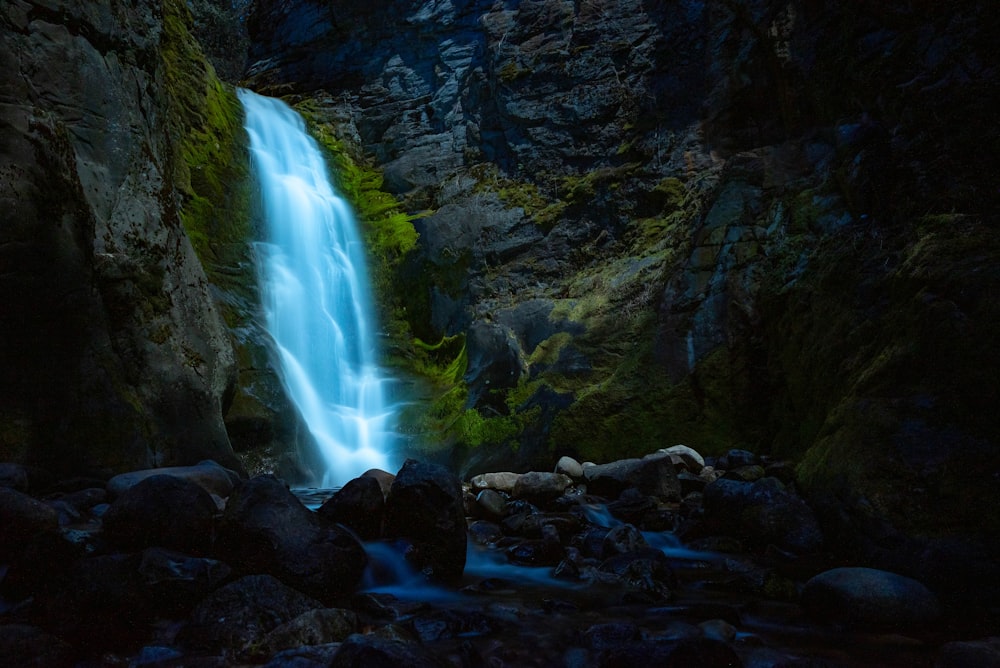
505;539;563;566
511;471;572;504
0;486;60;560
468;520;503;546
720;449;757;469
723;465;766;482
584;455;681;501
384;460;466;583
0;624;73;668
317;475;385;540
181;574;323;653
677;471;707;496
264;643;343;668
57;487;107;514
936;637;1000;668
101;474;217;555
701;477;823;554
469;471;521;493
253;608;358;659
330;633;447;668
218;475;367;599
474;489;507;520
362;469;396;498
802;567;941;629
107;461;238;499
698;619;737;643
0;463;30;492
660;445;705;473
602;524;648;558
584;622;640;650
137;548;232;615
555;455;584;478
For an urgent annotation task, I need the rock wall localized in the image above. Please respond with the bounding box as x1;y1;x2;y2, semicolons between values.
0;0;244;476
244;0;1000;583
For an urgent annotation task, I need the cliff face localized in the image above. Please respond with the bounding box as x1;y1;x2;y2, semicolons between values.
0;0;245;476
245;0;1000;591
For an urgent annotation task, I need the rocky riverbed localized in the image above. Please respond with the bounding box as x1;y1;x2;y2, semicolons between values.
1;449;997;667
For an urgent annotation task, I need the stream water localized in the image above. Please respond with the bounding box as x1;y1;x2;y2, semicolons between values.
239;90;399;487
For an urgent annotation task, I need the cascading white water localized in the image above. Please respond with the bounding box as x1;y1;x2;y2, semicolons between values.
239;89;397;487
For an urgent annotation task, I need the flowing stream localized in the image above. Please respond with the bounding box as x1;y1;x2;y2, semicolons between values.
239;89;398;487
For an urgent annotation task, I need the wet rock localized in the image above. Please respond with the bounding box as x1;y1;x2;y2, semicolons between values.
217;475;367;599
661;445;706;473
0;463;30;492
102;474;217;555
506;538;563;566
935;637;1000;668
362;469;396;498
802;567;941;629
699;619;738;643
317;474;385;540
599;636;743;667
584;455;681;501
180;574;323;653
253;608;358;659
723;465;766;482
468;520;503;546
106;461;238;499
264;643;343;668
0;486;60;560
329;633;448;668
57;487;107;514
677;471;707;496
602;524;647;558
469;471;521;493
0;624;73;668
512;471;572;504
599;548;677;600
719;449;757;469
384;460;466;583
701;477;823;554
556;455;584;479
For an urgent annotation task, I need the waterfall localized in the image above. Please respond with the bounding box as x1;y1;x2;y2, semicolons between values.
239;89;397;487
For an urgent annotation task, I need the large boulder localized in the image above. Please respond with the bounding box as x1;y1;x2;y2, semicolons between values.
106;460;238;499
801;567;941;629
217;475;367;599
511;471;572;505
384;459;466;583
101;474;218;555
701;477;823;554
0;486;60;560
180;574;323;653
317;474;385;540
0;625;73;668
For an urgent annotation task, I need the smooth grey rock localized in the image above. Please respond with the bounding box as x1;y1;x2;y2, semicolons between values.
470;471;521;493
107;461;238;499
802;567;941;628
660;445;706;472
555;455;584;478
512;471;572;503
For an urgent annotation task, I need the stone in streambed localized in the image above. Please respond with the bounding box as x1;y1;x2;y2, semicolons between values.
101;474;217;555
506;538;563;566
0;486;60;560
106;460;238;499
555;455;584;478
217;475;367;600
180;574;323;653
317;474;385;540
936;637;1000;668
138;547;232;615
384;459;466;583
801;567;941;629
0;624;73;668
469;471;521;493
250;608;357;660
474;488;507;520
660;445;705;473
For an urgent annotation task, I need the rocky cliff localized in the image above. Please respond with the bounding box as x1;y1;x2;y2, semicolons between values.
244;0;1000;599
0;0;247;476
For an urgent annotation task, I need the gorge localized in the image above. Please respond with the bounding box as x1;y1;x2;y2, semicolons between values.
1;0;999;665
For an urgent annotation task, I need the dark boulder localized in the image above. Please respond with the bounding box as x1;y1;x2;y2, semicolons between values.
0;486;60;560
701;477;823;554
801;567;941;629
137;547;232;615
384;460;466;583
0;624;73;668
101;474;217;555
250;608;357;661
180;574;323;653
317;474;385;540
217;475;367;600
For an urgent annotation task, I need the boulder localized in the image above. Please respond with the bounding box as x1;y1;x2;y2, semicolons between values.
101;474;217;555
474;489;507;520
801;567;941;629
137;548;232;615
317;475;385;540
936;637;1000;668
106;460;238;499
181;574;323;653
384;460;466;583
217;475;367;599
362;468;396;498
584;455;681;501
252;608;358;660
701;477;823;554
511;471;572;504
0;486;60;560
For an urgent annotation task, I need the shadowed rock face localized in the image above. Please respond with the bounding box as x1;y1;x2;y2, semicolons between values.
0;0;241;475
